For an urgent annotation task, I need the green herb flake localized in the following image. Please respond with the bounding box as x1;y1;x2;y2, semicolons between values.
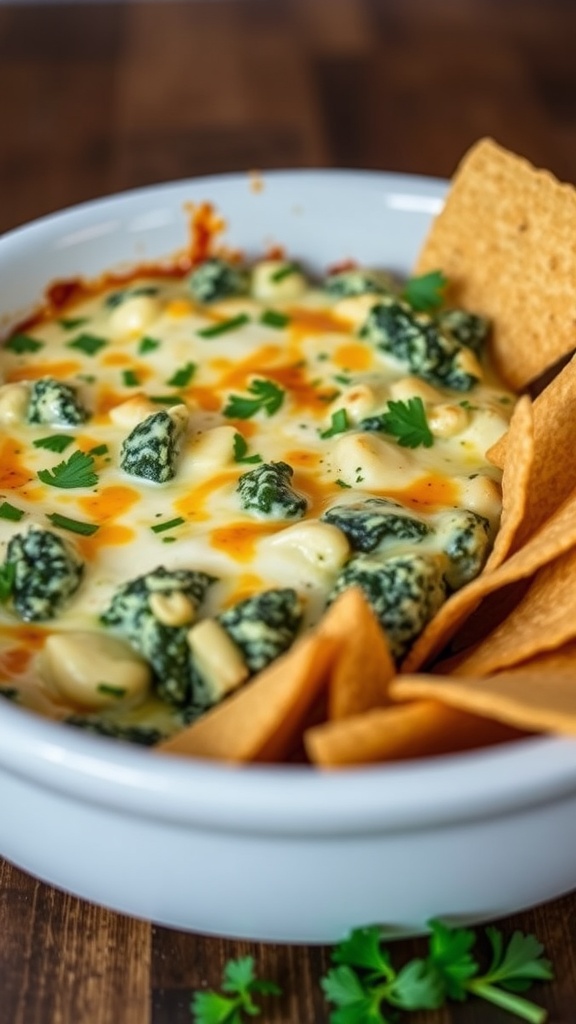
166;362;196;387
335;479;352;489
260;309;291;329
96;682;127;699
45;512;100;536
0;501;25;522
0;562;16;602
320;408;349;439
402;269;447;312
138;336;161;355
224;378;285;420
4;333;44;354
59;317;89;331
150;516;185;534
122;369;140;387
38;450;99;489
88;444;109;457
149;394;182;406
270;262;300;283
33;434;76;454
197;313;250;338
233;433;262;464
67;333;108;357
379;397;434;449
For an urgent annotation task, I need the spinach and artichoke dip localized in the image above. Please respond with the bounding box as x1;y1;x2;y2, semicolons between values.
0;253;514;746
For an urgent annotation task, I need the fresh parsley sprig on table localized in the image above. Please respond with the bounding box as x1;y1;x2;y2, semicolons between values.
191;955;281;1024
321;920;553;1024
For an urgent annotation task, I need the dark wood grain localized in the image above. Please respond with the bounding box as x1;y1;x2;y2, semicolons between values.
1;1;576;1021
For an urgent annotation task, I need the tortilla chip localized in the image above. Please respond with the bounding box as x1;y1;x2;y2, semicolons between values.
452;548;576;678
483;395;533;571
416;138;576;390
402;483;576;671
392;644;576;737
305;699;524;767
319;587;395;719
157;630;338;762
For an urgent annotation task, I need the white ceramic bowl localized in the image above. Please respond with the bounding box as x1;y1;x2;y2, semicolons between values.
1;171;576;944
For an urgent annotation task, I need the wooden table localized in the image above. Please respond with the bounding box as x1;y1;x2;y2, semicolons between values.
1;1;576;1020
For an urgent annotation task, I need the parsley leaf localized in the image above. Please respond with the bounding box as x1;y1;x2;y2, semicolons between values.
270;262;300;282
224;379;285;419
166;362;196;387
191;955;281;1024
45;512;99;536
402;269;447;312
0;562;16;602
260;309;290;329
33;434;76;454
233;433;262;464
377;397;434;448
59;317;89;331
138;335;161;355
322;921;553;1024
197;314;250;339
38;449;98;489
4;333;44;354
320;408;349;439
0;501;25;522
67;333;108;356
122;369;140;387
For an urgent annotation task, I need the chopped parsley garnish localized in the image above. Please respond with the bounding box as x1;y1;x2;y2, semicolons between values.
0;562;16;602
45;512;100;536
233;433;262;464
260;309;291;329
149;394;182;405
378;397;434;449
38;450;99;489
320;408;349;438
96;683;127;698
402;269;447;312
334;373;353;385
88;444;109;457
33;434;77;454
105;286;158;308
0;501;25;522
122;369;140;387
197;313;250;338
67;333;108;357
224;378;285;419
322;920;553;1024
270;262;300;283
336;478;352;489
138;335;161;355
166;362;196;387
4;333;44;354
59;317;89;330
150;516;185;534
191;956;281;1024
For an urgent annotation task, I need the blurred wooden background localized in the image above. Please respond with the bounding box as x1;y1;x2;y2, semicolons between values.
1;0;576;236
3;2;576;1022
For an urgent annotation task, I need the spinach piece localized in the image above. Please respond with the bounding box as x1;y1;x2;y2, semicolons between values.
27;377;88;427
189;258;249;304
437;308;490;355
324;268;393;298
237;461;307;519
330;551;447;662
4;527;84;621
437;507;492;590
101;566;216;708
360;298;480;392
322;498;430;553
218;588;303;673
120;409;183;483
66;716;164;746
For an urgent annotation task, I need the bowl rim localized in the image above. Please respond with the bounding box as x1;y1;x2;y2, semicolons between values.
1;169;575;838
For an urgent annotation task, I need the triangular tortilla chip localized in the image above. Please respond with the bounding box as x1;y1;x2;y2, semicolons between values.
483;395;533;571
416;137;576;390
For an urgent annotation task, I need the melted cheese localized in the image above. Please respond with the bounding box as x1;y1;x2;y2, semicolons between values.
0;264;514;734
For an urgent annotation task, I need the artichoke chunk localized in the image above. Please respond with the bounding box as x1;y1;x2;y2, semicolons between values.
360;298;480;392
322;498;430;553
237;461;307;519
101;566;216;707
436;507;492;590
120;408;184;483
330;551;447;662
189;258;248;304
27;377;88;426
4;526;83;621
217;588;303;673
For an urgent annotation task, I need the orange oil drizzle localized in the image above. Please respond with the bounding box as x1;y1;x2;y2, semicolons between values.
174;470;237;522
386;474;459;510
6;360;82;383
0;438;33;489
332;342;374;372
77;484;140;522
210;522;278;563
77;523;135;558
